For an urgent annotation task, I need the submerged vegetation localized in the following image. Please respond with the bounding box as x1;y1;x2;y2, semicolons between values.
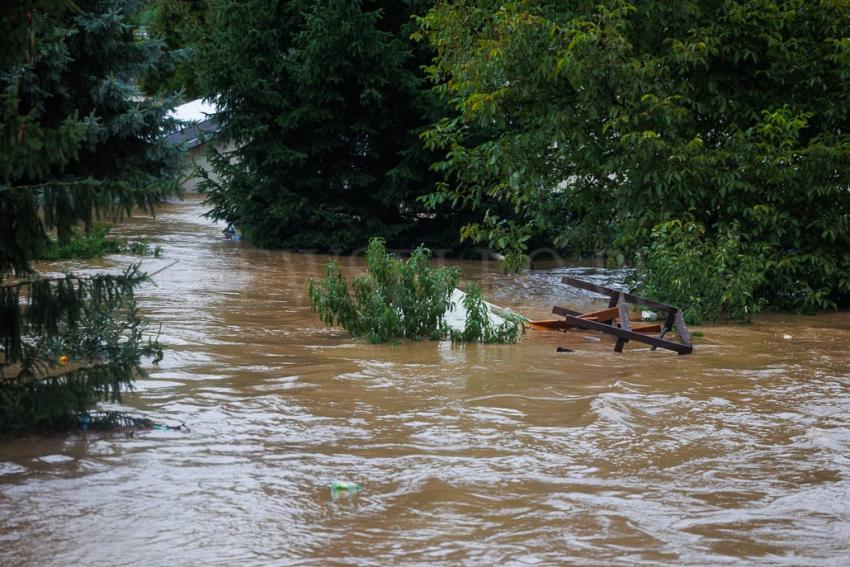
39;224;163;261
308;239;458;343
447;284;526;345
634;221;767;324
308;239;524;344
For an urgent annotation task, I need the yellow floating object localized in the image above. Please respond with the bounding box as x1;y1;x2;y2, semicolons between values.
59;355;69;366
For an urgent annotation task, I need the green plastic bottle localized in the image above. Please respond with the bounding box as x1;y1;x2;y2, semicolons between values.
331;480;362;492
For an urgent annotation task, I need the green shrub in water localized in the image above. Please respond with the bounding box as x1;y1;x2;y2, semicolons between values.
308;238;524;344
636;220;767;324
448;283;526;345
39;224;163;260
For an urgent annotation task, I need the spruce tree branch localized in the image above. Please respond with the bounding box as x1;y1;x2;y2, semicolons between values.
0;178;106;193
0;276;79;290
0;275;91;290
0;266;150;289
0;358;120;386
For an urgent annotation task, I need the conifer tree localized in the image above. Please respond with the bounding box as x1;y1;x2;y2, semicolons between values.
0;0;182;433
139;0;209;99
198;0;453;251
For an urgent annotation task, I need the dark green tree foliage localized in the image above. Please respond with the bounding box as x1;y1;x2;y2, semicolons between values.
139;0;209;98
1;0;180;432
420;1;850;317
199;0;451;251
635;221;767;323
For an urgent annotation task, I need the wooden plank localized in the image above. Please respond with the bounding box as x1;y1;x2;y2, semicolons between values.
536;320;666;335
578;307;619;323
652;309;677;351
552;305;617;326
614;337;628;352
561;314;693;354
662;310;676;331
533;307;619;331
617;294;631;329
552;305;583;317
552;306;620;324
614;294;631;352
561;276;680;312
528;320;571;331
631;323;662;333
551;278;694;355
674;310;692;346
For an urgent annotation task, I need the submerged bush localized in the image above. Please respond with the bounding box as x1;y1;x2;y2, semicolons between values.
636;221;767;323
308;238;524;344
447;283;526;344
39;224;162;260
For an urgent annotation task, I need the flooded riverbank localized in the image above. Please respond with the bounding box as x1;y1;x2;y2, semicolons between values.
2;196;850;565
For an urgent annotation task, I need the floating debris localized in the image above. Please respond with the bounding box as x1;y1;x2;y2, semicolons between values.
331;480;362;492
530;277;694;355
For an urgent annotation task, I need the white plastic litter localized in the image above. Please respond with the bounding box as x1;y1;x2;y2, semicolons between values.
442;288;512;332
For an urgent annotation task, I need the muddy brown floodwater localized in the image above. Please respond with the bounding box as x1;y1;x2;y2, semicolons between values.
2;196;850;566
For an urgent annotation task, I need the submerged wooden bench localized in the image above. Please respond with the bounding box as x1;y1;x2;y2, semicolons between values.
530;277;693;355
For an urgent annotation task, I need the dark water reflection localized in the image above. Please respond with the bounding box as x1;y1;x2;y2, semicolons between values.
2;196;850;565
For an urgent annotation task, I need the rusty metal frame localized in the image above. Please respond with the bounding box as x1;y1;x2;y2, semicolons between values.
551;277;693;355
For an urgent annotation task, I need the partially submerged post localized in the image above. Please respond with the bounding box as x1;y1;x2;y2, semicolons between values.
531;277;693;355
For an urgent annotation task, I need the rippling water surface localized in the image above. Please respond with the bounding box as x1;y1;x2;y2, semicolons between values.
2;197;850;566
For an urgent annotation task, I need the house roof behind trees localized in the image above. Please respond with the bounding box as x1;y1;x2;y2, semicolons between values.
165;99;220;148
